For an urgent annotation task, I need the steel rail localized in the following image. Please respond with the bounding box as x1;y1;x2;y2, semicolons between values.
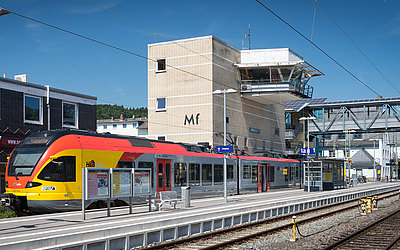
142;189;400;250
324;209;400;249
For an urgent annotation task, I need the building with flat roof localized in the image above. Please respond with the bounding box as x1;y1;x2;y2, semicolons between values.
97;115;147;137
0;75;97;193
148;36;322;154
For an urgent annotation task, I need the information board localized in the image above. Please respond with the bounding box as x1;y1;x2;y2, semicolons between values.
112;169;132;197
134;168;152;196
87;169;110;199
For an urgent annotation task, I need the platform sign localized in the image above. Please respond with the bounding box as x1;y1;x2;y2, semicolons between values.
300;148;316;155
134;168;152;196
216;145;233;153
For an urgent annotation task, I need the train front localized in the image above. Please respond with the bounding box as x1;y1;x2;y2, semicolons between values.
1;130;78;212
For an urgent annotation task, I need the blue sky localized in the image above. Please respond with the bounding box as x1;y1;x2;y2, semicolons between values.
0;0;399;108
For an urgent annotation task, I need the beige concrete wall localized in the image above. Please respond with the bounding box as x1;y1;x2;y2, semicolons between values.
148;36;214;144
148;36;285;154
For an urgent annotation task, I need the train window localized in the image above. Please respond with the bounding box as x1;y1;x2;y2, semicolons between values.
174;163;187;187
138;161;154;188
166;163;171;188
243;165;251;179
227;165;234;180
158;163;164;187
38;156;76;182
202;164;212;186
189;163;200;186
118;161;134;168
269;166;275;182
251;166;257;183
214;164;223;185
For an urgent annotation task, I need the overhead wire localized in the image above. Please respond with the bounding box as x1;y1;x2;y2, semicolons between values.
83;0;296;109
254;0;382;97
3;5;292;140
315;0;400;95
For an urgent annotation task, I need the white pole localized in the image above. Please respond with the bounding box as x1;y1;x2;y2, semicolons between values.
46;85;50;130
223;90;228;203
307;119;310;193
373;140;376;184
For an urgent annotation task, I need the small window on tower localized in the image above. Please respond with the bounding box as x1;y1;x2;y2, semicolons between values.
156;59;166;72
156;98;166;111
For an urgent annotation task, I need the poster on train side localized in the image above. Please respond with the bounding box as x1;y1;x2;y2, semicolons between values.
134;169;151;196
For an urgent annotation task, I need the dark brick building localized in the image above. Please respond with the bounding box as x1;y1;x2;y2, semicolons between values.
0;76;97;193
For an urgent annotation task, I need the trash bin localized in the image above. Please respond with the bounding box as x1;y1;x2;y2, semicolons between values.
181;186;191;208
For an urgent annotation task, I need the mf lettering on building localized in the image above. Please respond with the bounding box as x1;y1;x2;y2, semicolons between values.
184;113;200;125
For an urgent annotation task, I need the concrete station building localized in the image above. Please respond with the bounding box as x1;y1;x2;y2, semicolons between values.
147;36;322;155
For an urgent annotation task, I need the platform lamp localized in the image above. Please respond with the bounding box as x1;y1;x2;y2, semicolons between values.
212;88;236;203
299;116;316;193
0;8;11;16
369;138;380;184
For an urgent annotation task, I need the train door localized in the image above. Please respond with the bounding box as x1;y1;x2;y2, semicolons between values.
156;159;171;192
257;163;263;193
266;164;271;192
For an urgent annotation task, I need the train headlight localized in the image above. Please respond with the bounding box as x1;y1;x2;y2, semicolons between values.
25;181;42;188
5;181;8;188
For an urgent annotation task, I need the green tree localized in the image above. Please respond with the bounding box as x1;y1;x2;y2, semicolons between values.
96;104;148;120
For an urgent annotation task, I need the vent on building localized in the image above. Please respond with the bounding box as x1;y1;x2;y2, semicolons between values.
14;74;29;82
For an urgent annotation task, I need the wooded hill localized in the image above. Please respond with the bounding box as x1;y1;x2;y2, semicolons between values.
97;104;147;120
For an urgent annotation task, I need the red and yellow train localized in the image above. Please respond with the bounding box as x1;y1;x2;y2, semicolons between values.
2;130;301;212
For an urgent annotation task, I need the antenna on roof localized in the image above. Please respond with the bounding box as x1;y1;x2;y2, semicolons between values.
242;24;251;50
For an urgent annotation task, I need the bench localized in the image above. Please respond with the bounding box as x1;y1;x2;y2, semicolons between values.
153;191;181;210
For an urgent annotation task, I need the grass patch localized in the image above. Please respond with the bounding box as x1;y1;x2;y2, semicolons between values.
0;205;17;219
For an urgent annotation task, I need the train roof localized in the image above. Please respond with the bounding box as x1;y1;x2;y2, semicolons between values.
20;130;299;163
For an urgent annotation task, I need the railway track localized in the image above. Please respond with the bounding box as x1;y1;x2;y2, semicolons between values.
324;209;400;249
140;190;400;250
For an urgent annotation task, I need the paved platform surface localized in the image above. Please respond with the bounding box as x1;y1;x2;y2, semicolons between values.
0;181;399;249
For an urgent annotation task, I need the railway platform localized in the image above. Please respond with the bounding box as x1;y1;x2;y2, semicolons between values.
0;181;399;250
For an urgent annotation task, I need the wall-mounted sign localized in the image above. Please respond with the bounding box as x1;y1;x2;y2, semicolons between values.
0;137;23;147
249;127;260;134
184;113;200;125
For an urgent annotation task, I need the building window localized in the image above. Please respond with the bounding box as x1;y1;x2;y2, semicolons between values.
103;125;107;129
24;95;42;124
113;124;117;129
156;59;166;72
123;124;127;128
156;98;166;111
133;123;137;127
63;102;78;128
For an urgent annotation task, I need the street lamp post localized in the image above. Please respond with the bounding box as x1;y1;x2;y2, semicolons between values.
344;129;356;184
299;116;316;193
369;139;379;184
213;89;236;203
